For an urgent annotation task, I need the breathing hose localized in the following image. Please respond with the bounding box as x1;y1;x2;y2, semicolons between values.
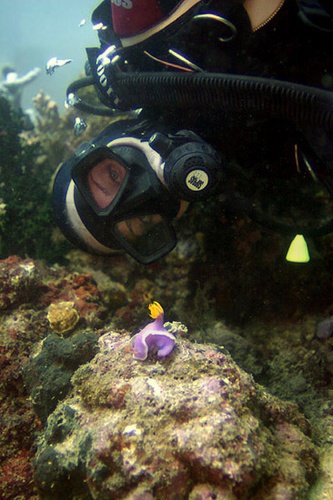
110;72;333;131
67;71;333;132
66;77;119;116
111;72;333;236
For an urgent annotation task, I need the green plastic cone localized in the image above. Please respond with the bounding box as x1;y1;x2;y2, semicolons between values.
286;234;310;263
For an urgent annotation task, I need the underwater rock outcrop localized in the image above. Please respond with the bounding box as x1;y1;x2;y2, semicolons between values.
0;256;109;498
34;330;317;499
2;254;333;498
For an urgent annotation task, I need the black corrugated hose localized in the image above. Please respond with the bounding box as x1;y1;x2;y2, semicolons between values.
67;72;333;132
111;72;333;132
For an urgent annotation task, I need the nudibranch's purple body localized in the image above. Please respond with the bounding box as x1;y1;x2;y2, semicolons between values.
132;302;176;361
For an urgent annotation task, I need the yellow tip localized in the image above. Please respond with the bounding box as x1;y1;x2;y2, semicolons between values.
148;301;164;319
286;234;310;263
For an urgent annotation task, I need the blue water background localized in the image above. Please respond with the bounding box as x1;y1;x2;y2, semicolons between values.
0;0;100;111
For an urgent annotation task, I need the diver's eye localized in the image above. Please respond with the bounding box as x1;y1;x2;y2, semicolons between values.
87;158;127;209
107;165;122;184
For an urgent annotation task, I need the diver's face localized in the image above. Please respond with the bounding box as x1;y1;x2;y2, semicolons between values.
88;158;127;209
244;0;283;30
116;215;163;241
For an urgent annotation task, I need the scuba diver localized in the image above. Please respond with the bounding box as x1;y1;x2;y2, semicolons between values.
0;65;41;113
53;0;333;264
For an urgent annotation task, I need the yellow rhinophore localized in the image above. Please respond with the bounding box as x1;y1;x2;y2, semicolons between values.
286;234;310;263
148;301;164;318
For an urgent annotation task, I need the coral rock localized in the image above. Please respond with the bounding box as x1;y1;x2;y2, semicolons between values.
34;331;318;499
0;256;39;310
0;256;108;498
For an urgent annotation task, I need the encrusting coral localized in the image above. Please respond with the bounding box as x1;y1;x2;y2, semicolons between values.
47;301;79;335
0;256;108;498
2;255;333;497
34;329;318;499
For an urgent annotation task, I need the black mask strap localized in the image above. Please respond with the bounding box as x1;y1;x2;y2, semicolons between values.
298;0;333;32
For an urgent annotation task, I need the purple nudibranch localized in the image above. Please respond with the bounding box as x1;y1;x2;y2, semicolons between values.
132;302;176;361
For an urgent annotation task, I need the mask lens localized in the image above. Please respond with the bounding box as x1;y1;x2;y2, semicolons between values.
114;215;177;263
72;148;129;215
88;158;127;209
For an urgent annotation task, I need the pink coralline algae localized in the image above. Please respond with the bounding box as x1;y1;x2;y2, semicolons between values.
132;301;176;360
34;330;318;499
0;256;40;310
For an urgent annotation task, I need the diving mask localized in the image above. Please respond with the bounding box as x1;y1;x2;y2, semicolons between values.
52;119;222;264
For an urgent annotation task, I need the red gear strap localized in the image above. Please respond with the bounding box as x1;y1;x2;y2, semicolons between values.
111;0;165;36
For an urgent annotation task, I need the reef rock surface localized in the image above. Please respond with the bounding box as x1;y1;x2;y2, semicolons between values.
2;255;333;499
0;256;108;498
34;330;317;499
